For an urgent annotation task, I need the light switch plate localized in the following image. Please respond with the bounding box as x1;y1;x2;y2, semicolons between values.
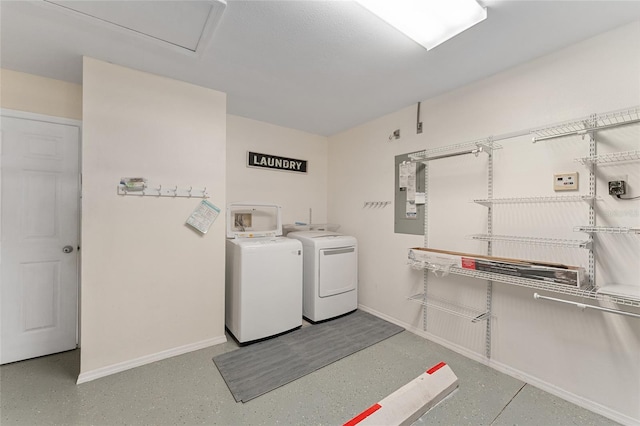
554;172;579;191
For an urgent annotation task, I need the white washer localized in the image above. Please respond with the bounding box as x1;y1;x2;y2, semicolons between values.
287;231;357;322
225;203;303;343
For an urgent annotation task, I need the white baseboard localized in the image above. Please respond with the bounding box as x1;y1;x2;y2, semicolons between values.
358;304;639;426
76;335;227;385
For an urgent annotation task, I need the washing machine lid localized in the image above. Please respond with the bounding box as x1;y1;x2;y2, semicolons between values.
226;202;283;238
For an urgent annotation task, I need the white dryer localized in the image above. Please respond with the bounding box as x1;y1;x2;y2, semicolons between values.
225;203;303;343
287;231;357;322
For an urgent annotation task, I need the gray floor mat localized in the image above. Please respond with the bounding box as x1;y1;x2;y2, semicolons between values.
213;310;404;402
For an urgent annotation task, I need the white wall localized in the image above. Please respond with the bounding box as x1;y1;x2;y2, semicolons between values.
328;21;640;425
79;58;227;381
227;115;328;227
0;68;82;120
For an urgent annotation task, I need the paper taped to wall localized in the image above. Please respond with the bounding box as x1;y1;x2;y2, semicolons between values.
186;200;220;234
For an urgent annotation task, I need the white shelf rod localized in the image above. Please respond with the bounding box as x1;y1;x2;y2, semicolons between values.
534;293;640;319
409;141;502;162
428;146;483;161
415;146;484;162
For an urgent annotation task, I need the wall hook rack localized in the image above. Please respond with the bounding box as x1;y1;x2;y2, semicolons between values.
363;201;391;208
118;182;209;199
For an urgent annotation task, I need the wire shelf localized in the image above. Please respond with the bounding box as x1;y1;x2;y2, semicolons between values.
531;106;640;142
531;119;592;142
575;149;640;165
407;259;640;308
574;226;640;235
473;195;597;206
594;106;640;127
469;234;592;249
408;293;491;322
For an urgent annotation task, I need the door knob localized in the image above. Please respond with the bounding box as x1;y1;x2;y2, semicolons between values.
62;245;74;254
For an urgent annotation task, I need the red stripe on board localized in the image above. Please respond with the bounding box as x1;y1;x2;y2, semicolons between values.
343;403;382;426
426;362;447;375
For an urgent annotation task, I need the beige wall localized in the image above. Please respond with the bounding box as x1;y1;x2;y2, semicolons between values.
328;21;640;424
79;58;227;381
226;115;328;226
0;68;82;120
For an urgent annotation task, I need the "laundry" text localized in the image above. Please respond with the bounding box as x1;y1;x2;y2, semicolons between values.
247;152;308;173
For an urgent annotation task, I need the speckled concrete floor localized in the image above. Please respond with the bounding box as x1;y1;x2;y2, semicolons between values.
0;330;619;426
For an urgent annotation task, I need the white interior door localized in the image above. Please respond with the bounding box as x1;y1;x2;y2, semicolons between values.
1;116;80;364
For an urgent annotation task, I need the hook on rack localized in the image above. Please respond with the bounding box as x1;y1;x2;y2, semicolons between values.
363;201;391;209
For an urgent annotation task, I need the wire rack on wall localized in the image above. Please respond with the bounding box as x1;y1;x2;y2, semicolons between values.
531;106;640;142
468;234;592;249
574;226;640;235
407;258;640;308
473;195;598;206
575;149;640;165
407;104;640;358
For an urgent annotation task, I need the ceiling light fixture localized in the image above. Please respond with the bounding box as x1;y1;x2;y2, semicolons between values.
355;0;487;50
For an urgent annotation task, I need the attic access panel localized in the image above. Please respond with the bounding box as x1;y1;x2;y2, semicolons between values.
43;0;226;54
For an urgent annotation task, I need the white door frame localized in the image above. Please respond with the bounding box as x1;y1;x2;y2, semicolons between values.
0;108;83;348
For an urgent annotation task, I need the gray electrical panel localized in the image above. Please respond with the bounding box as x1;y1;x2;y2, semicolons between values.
394;152;425;235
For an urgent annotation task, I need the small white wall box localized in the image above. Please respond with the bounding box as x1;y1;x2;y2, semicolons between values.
554;172;579;191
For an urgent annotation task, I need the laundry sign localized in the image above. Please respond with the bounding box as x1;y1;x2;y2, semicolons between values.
247;151;307;173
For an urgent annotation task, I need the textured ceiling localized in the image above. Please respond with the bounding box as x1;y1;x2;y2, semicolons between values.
2;1;640;136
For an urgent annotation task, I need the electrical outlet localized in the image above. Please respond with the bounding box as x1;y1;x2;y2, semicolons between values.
554;172;579;191
608;180;626;196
